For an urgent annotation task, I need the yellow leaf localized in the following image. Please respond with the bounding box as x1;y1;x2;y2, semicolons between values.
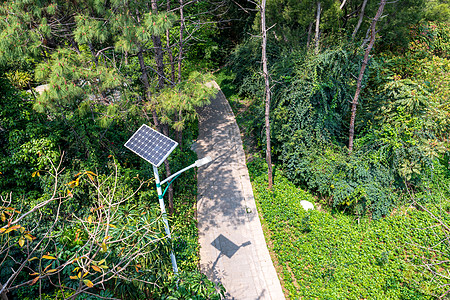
67;181;77;188
87;173;94;181
72;267;80;272
93;205;103;212
25;234;35;241
88;216;92;224
30;276;40;285
32;171;37;177
83;279;94;288
91;265;101;272
98;259;106;265
69;275;78;280
3;225;21;234
18;238;25;247
29;272;39;276
85;171;97;177
101;242;107;252
1;213;5;222
28;257;38;262
46;269;57;274
77;272;81;278
67;190;73;197
42;255;56;260
44;263;52;271
82;272;88;278
108;224;116;228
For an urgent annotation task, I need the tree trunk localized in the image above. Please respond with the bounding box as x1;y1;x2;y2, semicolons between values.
137;48;160;128
348;0;386;153
261;0;273;189
352;0;368;40
307;21;313;49
178;0;185;83
0;283;8;300
314;1;321;55
151;0;166;90
166;0;176;84
151;0;174;213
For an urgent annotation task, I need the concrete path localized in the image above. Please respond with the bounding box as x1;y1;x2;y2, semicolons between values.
195;82;285;300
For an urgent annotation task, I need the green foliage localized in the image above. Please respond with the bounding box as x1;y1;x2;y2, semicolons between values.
5;70;32;89
0;75;222;298
250;163;450;298
408;21;450;59
164;271;225;300
424;0;450;23
154;71;216;132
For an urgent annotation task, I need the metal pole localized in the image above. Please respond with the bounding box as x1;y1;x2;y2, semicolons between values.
153;165;179;275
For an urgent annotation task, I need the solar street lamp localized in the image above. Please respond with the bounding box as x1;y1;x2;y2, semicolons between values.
124;124;212;275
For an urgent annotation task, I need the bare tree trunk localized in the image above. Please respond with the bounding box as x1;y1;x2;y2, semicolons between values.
175;0;186;149
166;0;176;84
151;0;166;90
314;1;321;55
348;0;386;153
261;0;273;189
352;0;368;40
0;283;8;300
307;21;313;49
137;48;160;128
178;0;185;83
151;0;174;213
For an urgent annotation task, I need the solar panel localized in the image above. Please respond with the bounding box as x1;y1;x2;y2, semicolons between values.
124;124;178;167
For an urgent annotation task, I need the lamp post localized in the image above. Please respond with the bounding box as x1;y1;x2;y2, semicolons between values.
124;124;212;275
152;156;212;274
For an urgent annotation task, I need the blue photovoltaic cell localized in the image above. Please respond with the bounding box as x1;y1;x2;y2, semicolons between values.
124;124;178;167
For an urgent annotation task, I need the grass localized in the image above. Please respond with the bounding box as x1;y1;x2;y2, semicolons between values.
249;157;450;299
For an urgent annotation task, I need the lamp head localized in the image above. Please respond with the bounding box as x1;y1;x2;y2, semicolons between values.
195;156;212;167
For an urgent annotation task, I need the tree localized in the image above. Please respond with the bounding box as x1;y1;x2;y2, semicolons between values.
314;1;321;54
348;0;387;153
0;156;168;299
259;0;274;188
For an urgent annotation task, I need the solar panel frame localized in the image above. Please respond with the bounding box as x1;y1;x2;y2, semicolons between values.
124;124;178;167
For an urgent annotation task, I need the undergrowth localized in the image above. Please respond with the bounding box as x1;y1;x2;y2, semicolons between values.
249;156;450;299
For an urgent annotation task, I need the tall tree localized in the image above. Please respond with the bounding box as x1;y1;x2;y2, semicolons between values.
352;0;368;40
348;0;387;152
314;1;321;54
260;0;273;188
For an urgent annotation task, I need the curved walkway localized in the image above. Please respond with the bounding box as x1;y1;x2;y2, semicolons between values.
195;82;285;300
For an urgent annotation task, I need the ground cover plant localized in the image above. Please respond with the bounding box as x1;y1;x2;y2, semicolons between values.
249;157;450;299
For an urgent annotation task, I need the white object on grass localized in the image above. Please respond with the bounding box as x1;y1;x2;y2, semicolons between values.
300;200;314;211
